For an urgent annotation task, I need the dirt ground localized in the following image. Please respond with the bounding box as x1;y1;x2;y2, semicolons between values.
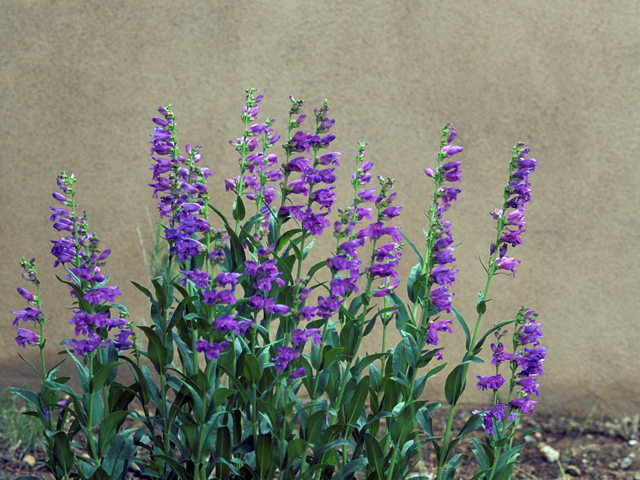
1;410;638;480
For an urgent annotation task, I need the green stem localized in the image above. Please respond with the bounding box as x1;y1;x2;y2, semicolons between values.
86;355;101;465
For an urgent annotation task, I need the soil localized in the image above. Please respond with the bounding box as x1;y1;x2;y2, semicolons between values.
1;411;638;480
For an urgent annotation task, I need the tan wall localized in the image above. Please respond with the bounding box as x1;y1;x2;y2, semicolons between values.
2;0;639;418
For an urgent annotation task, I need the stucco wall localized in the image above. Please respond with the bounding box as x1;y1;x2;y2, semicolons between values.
1;0;639;418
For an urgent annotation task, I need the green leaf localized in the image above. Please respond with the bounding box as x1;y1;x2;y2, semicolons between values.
90;361;123;393
473;318;517;355
138;326;168;372
302;239;315;260
208;202;231;227
232;195;246;221
151;278;167;311
215;426;232;480
66;347;90;392
130;280;152;299
388;292;409;333
455;412;483;439
97;410;129;455
346;376;370;425
401;232;424;264
306;259;327;278
52;431;75;475
444;364;466;406
286;438;308;468
364;433;385;478
417;407;435;437
391;402;418;447
255;434;274;476
406;263;422;303
274;228;301;252
243;353;262;384
452;307;471;350
441;454;464;480
332;457;368;480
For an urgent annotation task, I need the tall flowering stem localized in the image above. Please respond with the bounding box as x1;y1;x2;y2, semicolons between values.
436;142;538;479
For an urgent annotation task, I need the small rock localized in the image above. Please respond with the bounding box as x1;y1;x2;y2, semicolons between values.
23;454;36;466
633;472;640;480
534;431;542;439
630;439;638;446
620;457;633;470
538;444;560;463
524;435;537;443
565;465;581;476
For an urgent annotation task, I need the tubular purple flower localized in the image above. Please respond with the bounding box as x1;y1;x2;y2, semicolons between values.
52;192;69;204
196;340;230;360
496;256;521;277
508;396;537;414
289;367;306;380
15;328;39;348
441;145;463;157
12;307;43;326
17;287;36;302
476;374;506;391
426;319;453;345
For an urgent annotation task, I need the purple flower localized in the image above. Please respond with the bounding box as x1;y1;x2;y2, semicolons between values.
273;346;301;373
426;319;453;345
66;333;111;356
15;328;39;348
515;346;547;377
213;315;240;334
196;340;230;360
508;396;537;414
289;367;306;380
52;192;70;204
476;374;506;391
11;307;43;326
496;256;521;277
429;286;454;314
113;328;133;351
17;287;36;302
441;145;464;157
179;269;212;289
291;328;323;347
515;377;540;397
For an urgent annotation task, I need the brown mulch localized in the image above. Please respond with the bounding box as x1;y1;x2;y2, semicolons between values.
1;411;638;480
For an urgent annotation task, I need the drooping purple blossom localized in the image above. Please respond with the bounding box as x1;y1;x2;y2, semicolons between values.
476;374;506;391
196;340;230;360
15;328;39;348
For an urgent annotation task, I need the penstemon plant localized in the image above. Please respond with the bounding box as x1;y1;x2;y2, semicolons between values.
9;88;545;480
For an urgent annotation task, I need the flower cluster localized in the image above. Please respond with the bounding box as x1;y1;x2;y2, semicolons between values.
476;306;546;433
12;258;42;348
278;99;341;236
48;173;132;355
226;90;283;234
490;143;538;277
149;105;215;266
424;124;464;316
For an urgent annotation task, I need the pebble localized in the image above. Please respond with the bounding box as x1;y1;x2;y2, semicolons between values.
538;444;560;463
630;439;638;446
633;472;640;480
620;457;633;470
23;454;36;466
524;435;537;444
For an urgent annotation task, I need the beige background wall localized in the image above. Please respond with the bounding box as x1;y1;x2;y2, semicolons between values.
1;0;638;418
